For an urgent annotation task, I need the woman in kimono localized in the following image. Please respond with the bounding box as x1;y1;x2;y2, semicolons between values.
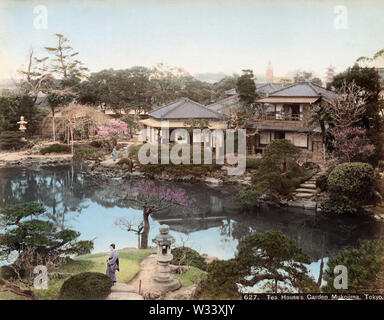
112;147;117;161
106;244;119;283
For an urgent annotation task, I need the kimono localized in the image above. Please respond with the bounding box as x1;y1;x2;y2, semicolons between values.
106;249;119;282
112;148;117;161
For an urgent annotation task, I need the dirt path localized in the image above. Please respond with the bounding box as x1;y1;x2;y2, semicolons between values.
128;254;162;296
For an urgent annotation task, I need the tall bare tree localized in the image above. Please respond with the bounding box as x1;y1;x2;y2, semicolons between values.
324;81;367;128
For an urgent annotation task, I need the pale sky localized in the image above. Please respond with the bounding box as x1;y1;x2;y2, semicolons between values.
1;0;384;82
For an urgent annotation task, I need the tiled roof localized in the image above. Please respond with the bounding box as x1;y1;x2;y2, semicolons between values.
223;83;287;97
206;95;240;112
149;97;224;120
267;82;337;100
256;83;286;94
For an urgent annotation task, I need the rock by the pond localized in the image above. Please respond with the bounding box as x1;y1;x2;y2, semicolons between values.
204;177;222;185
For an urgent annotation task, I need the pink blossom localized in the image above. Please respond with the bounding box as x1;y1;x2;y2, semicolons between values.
331;127;375;162
97;119;128;137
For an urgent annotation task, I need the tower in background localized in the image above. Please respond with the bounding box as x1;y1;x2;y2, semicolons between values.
266;61;274;83
325;66;335;85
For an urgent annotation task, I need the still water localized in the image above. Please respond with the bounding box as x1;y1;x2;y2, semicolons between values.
1;164;383;279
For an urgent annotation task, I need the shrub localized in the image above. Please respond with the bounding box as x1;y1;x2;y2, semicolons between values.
326;162;376;214
323;240;383;293
171;247;207;271
0;265;18;281
0;131;25;150
316;174;328;192
73;145;102;162
116;158;133;166
199;259;241;299
40;144;71;155
246;158;262;169
59;272;113;300
89;140;103;148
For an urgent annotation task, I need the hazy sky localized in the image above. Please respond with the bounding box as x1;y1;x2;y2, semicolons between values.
0;0;383;82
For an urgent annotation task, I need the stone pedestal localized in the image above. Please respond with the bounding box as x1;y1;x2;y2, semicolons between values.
153;253;181;291
152;225;181;292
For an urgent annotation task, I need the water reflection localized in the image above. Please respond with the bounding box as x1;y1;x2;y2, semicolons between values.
1;165;383;266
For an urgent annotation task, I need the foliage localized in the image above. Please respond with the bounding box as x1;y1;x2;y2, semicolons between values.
72;145;102;162
316;173;328;192
330;127;375;163
59;272;112;300
325;162;376;214
329;65;382;163
323;240;383;293
174;266;207;287
293;71;322;86
44;33;88;79
246;158;262;169
309;105;333;144
0;131;25;150
0;94;43;134
236;70;257;106
199;259;241;299
211;76;238;101
0;266;18;281
0;202;93;279
199;231;317;298
236;231;317;293
171;247;207;271
116;157;134;167
235;188;262;204
40;143;71;155
237;140;307;203
89;140;103;148
261;139;300;172
76;65;214;109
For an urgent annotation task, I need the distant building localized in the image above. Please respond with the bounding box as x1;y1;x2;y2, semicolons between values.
325;66;335;85
266;61;274;83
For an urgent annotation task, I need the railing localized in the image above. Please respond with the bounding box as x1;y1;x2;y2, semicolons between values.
258;112;302;121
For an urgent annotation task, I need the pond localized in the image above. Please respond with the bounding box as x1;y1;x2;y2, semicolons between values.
1;164;383;280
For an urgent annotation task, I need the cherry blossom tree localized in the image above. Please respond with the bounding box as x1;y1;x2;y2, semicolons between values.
331;126;375;162
97;118;128;150
97;118;128;137
113;180;197;249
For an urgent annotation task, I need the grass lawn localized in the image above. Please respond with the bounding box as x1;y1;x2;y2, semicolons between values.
174;266;207;287
31;248;154;300
0;291;30;300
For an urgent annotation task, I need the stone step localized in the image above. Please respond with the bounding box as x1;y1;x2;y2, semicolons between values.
299;183;317;189
294;193;314;198
295;188;317;194
111;282;135;293
106;291;144;300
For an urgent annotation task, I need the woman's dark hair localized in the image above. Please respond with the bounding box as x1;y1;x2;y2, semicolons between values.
110;244;115;249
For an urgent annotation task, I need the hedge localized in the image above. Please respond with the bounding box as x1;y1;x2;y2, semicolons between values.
59;272;113;300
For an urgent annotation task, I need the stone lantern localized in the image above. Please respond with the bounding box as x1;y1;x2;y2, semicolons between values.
17;116;28;133
152;225;181;292
17;116;28;142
